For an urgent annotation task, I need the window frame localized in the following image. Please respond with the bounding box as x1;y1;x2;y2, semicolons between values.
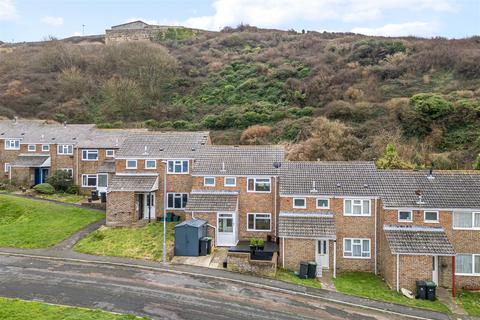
145;159;157;169
57;144;73;155
343;238;371;259
316;198;330;209
42;144;50;152
293;197;307;209
204;177;216;187
344;199;371;216
247;213;272;232
5;139;20;150
224;176;236;187
167;160;189;174
455;253;480;276
398;210;413;222
126;159;137;169
247;177;271;193
27;144;36;152
424;210;439;223
166;193;188;209
81;149;99;161
453;212;480;230
105;149;115;158
81;174;97;187
4;163;10;174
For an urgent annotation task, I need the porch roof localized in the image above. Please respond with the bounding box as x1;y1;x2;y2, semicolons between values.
184;190;238;212
278;212;336;239
108;175;158;192
383;225;455;256
97;160;116;173
10;154;50;167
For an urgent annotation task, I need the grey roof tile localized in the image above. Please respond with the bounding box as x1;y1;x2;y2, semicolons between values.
77;129;145;149
108;175;158;192
97;160;116;173
185;190;238;212
278;212;336;239
10;154;50;167
279;161;380;196
116;132;210;158
192;145;285;176
383;224;455;255
379;170;480;209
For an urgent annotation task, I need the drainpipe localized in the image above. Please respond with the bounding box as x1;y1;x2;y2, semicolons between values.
273;176;277;241
374;198;377;275
333;240;337;278
282;237;285;268
452;256;456;298
161;160;167;264
396;254;400;292
148;191;151;222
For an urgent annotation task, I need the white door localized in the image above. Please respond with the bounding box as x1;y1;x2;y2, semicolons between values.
143;193;155;220
97;174;108;193
432;256;438;284
217;212;236;246
316;239;329;269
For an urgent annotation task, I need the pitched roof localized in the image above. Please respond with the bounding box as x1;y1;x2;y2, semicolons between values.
10;154;50;167
192;145;285;176
97;160;116;173
383;225;455;256
379;170;480;209
77;129;145;149
278;212;336;239
184;190;238;212
115;132;210;159
108;174;158;192
279;161;380;196
0;120;94;144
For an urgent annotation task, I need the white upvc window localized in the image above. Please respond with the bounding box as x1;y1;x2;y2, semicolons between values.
247;177;271;193
316;198;329;209
57;144;73;155
343;238;371;259
398;210;413;222
424;210;439;223
247;213;271;231
456;254;480;276
4;163;10;174
82;149;98;161
224;176;236;187
145;159;156;169
105;149;115;157
5;139;20;150
27;144;36;152
453;212;480;230
126;159;137;169
42;144;50;152
82;174;97;187
293;197;306;209
167;160;189;174
60;168;73;178
167;193;188;209
344;199;371;216
204;177;215;186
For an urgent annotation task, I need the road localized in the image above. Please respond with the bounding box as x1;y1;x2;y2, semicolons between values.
0;255;409;320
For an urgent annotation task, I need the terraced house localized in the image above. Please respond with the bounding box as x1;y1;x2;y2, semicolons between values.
1;118;479;293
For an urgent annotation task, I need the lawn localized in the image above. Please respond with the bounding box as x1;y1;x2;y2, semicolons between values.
0;195;104;248
333;272;450;314
457;291;480;316
274;268;322;289
0;297;147;320
74;222;176;261
35;193;86;204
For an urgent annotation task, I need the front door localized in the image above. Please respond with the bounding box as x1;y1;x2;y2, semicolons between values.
432;256;438;284
97;173;108;194
143;193;155;220
217;212;236;246
316;239;329;269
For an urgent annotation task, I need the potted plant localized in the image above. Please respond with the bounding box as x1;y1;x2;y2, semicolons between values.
257;239;265;250
249;238;258;258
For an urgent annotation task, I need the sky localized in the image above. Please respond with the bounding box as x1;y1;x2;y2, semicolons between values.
0;0;479;42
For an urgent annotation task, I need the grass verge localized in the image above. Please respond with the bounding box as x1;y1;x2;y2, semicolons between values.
273;268;322;289
457;291;480;316
333;272;450;314
35;193;86;204
0;297;147;320
74;222;176;261
0;194;104;248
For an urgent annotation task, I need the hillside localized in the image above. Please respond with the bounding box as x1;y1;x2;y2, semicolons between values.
1;26;480;169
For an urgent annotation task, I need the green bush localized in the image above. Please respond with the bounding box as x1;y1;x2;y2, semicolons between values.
33;183;55;195
474;154;480;170
66;185;80;195
47;170;74;193
410;93;453;119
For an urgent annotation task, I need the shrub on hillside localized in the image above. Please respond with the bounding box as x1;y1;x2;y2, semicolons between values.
46;170;74;193
410;93;453;119
240;125;272;144
33;183;55;194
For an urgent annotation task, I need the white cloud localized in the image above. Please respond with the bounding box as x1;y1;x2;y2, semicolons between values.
351;21;439;37
179;0;455;31
42;16;64;27
72;31;82;36
0;0;18;21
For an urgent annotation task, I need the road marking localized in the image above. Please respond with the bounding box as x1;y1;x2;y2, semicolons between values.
0;251;438;320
